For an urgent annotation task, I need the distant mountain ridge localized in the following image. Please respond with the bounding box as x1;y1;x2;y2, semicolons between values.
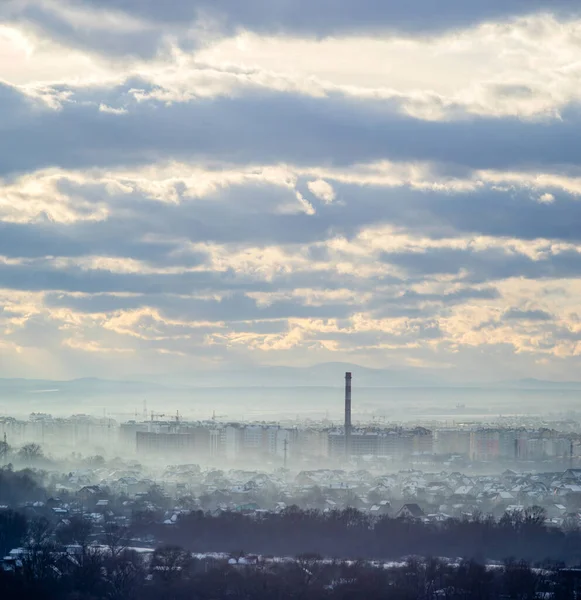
1;364;581;394
0;377;167;395
492;377;581;390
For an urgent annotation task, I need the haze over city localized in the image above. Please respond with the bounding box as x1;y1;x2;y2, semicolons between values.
4;2;581;599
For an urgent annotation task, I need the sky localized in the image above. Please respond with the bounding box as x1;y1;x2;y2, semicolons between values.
2;1;581;381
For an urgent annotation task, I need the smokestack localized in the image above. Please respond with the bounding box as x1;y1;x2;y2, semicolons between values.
345;372;352;460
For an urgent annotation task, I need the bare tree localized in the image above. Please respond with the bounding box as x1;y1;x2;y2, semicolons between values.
18;443;44;464
103;522;131;559
22;517;58;584
56;515;94;554
523;506;546;528
103;550;144;600
27;516;52;547
151;545;192;583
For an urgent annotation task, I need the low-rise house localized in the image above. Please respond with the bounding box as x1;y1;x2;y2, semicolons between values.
396;503;425;519
546;504;568;519
493;491;515;505
563;469;581;481
369;501;391;517
555;484;581;497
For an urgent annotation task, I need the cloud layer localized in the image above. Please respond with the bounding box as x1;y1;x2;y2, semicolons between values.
1;2;581;381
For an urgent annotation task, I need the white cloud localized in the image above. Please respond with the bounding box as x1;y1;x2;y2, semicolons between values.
538;192;556;204
4;13;581;119
307;179;335;203
99;103;127;114
192;16;581;117
294;191;316;215
0;24;117;86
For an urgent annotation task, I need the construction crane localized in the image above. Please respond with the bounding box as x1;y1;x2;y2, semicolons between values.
113;411;141;418
211;411;227;421
150;411;168;421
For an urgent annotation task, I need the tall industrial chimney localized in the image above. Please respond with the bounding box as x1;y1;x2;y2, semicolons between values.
345;372;352;460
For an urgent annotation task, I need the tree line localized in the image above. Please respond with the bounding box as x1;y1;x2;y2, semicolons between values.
148;506;580;564
3;541;581;600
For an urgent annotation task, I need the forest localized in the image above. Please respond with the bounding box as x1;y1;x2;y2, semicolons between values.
151;505;581;563
3;540;581;600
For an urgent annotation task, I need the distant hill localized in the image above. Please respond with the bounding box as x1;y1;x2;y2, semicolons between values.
2;368;581;420
0;377;167;396
2;364;581;395
209;362;443;388
492;377;581;390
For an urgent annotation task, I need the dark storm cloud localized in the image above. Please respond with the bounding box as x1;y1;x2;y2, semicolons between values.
315;319;444;347
336;184;581;243
132;0;581;33
401;287;501;304
12;171;332;263
44;290;353;322
5;1;581;59
0;83;38;119
369;287;500;319
10;4;163;58
7;173;581;298
114;183;333;246
0;262;250;295
79;179;581;247
41;281;496;325
381;247;581;283
10;177;581;264
7;164;581;315
4;82;581;177
0;220;207;267
0;244;379;297
504;308;553;321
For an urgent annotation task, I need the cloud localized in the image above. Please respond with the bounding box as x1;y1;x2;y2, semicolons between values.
307;179;335;204
5;80;581;180
381;246;581;283
3;1;166;59
3;2;581;380
538;192;556;204
192;18;581;119
504;308;553;321
6;14;581;122
5;1;581;47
